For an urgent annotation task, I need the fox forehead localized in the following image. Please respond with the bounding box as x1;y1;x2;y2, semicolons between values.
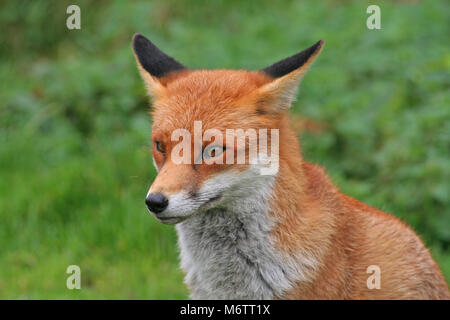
151;69;273;132
162;69;270;100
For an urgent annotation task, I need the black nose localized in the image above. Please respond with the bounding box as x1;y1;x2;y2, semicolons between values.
145;193;169;213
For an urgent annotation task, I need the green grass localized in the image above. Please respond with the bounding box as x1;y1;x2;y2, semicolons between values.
0;0;448;298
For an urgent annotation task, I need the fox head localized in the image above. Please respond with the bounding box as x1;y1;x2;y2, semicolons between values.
132;34;323;224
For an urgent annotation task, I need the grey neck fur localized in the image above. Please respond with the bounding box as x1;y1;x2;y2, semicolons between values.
175;174;313;299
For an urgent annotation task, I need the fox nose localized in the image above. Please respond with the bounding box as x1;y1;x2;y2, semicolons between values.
145;193;169;213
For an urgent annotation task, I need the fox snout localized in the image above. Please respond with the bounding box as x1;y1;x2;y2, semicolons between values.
144;158;203;224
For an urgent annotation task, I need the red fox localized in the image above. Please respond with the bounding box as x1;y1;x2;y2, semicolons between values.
132;33;449;299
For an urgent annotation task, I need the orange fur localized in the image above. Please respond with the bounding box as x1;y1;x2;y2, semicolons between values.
271;124;449;299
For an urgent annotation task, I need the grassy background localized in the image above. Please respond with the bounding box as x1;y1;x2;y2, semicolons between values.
0;0;448;299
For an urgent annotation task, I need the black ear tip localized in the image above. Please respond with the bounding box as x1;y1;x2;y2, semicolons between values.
132;33;150;50
261;39;325;78
311;39;325;52
132;33;142;41
131;33;186;78
317;39;325;48
133;33;147;43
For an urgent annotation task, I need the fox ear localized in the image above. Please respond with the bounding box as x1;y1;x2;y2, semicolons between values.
132;33;187;97
256;40;324;113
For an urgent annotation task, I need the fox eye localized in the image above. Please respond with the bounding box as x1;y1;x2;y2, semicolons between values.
155;141;166;154
203;145;225;159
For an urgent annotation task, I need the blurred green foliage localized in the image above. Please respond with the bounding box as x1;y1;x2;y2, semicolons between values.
0;0;448;298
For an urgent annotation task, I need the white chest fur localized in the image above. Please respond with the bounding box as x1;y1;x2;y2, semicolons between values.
175;181;316;299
